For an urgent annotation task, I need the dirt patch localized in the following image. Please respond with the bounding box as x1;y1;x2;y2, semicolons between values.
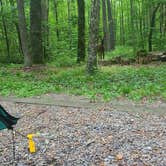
1;93;166;114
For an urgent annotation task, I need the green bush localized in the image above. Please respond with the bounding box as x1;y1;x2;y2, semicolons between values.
105;46;134;60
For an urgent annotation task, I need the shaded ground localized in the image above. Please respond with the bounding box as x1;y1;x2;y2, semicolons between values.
0;94;166;166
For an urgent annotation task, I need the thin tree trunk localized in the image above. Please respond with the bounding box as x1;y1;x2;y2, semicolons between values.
53;0;59;40
41;0;49;60
102;0;109;51
148;3;160;52
130;0;136;52
0;0;10;62
87;0;100;74
9;0;23;56
17;0;32;67
67;0;72;49
77;0;85;63
164;4;166;36
120;0;125;45
107;0;115;50
159;4;164;46
139;0;144;49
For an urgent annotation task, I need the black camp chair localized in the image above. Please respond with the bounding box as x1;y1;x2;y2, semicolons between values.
0;104;19;165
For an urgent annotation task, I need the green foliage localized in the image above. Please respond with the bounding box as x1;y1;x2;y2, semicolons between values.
49;55;76;67
105;46;134;60
0;63;166;101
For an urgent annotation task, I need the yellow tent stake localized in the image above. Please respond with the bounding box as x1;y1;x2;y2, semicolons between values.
27;134;36;153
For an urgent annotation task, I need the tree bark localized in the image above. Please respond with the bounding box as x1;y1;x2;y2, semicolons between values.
107;0;115;50
130;0;136;51
41;0;49;59
77;0;85;63
148;3;160;52
87;0;100;74
67;0;72;49
9;0;23;56
53;0;59;40
102;0;109;51
17;0;32;67
0;0;10;62
120;0;125;45
30;0;44;64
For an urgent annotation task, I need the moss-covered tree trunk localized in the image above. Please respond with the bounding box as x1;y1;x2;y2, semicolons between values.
87;0;100;74
30;0;44;64
77;0;85;63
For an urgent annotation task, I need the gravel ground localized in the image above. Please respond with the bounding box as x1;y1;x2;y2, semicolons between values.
0;101;166;166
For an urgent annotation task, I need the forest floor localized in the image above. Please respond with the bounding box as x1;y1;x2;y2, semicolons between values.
0;94;166;166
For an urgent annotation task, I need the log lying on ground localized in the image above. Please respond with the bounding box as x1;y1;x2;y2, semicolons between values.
148;51;166;62
99;56;135;66
135;50;166;64
99;51;166;66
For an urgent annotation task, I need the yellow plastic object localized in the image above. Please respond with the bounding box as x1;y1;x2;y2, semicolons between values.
27;134;36;153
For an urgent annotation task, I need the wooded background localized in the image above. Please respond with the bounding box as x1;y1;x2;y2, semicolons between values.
0;0;165;72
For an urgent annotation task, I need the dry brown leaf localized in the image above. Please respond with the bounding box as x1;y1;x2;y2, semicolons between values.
99;162;106;166
107;135;113;140
116;153;123;160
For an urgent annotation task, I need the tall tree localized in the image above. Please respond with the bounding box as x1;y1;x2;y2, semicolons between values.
17;0;32;67
53;0;59;40
67;0;72;49
107;0;115;50
130;0;136;52
41;0;49;59
77;0;85;63
119;0;125;45
0;0;10;62
148;3;161;52
9;0;23;56
102;0;109;51
87;0;100;74
30;0;44;64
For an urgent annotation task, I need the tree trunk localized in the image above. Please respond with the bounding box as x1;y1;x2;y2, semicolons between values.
102;0;109;51
87;0;100;74
0;0;10;62
77;0;85;63
148;4;160;52
107;0;115;50
120;0;125;45
9;0;23;56
17;0;32;67
41;0;49;60
30;0;44;64
53;0;59;40
67;0;72;49
130;0;136;51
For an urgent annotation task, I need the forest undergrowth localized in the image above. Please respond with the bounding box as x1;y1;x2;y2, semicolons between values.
0;63;166;102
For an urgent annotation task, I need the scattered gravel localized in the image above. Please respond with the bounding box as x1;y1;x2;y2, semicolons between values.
0;101;166;166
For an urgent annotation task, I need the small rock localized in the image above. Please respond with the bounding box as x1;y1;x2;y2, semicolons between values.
142;146;152;153
86;139;95;147
104;155;114;164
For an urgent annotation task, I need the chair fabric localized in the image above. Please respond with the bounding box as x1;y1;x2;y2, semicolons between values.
0;105;19;130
